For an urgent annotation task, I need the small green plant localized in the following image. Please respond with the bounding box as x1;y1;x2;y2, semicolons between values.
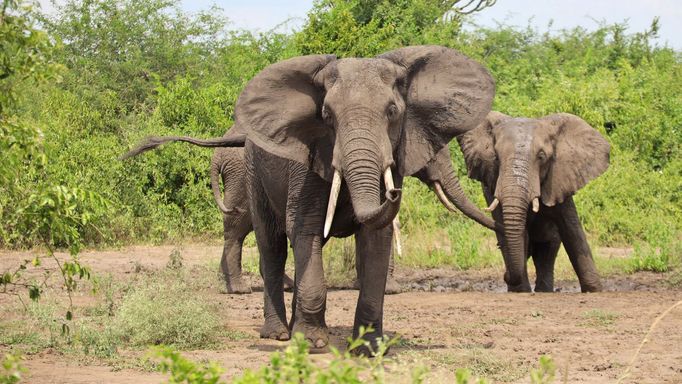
152;346;224;384
627;242;671;273
167;248;184;270
0;354;26;384
530;355;556;384
455;368;490;384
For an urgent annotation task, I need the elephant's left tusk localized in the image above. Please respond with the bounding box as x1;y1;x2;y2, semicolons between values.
485;198;499;212
532;197;540;213
323;170;342;238
392;216;403;257
433;182;458;213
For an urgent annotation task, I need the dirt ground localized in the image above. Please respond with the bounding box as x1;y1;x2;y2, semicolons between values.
1;245;681;383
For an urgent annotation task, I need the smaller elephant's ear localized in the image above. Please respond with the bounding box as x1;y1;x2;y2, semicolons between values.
457;111;509;188
540;113;610;206
235;54;337;181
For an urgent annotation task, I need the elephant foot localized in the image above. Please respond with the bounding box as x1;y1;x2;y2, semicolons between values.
384;276;401;295
534;284;554;293
580;281;603;293
283;273;294;292
260;318;290;340
349;328;388;357
226;277;252;294
506;283;532;293
291;321;328;349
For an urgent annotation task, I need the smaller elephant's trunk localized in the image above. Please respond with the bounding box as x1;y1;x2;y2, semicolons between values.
210;153;231;215
501;200;528;291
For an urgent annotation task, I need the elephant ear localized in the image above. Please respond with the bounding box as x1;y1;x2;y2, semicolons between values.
540;113;610;206
457;111;509;188
234;54;337;181
379;46;495;176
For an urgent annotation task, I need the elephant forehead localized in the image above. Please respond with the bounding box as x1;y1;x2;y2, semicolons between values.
335;58;400;85
495;118;541;138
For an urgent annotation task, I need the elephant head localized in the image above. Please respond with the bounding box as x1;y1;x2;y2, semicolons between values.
235;46;496;235
458;112;610;288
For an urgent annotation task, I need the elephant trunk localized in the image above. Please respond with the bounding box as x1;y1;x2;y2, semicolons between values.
499;162;531;291
501;198;529;291
210;152;231;215
436;164;499;232
340;122;401;230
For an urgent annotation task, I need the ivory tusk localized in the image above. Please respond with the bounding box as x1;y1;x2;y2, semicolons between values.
384;167;395;191
323;170;342;238
433;182;458;213
392;216;403;257
485;198;499;212
532;197;540;213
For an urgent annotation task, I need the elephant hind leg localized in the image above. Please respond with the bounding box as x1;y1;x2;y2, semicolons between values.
250;184;289;341
220;212;252;294
531;240;560;292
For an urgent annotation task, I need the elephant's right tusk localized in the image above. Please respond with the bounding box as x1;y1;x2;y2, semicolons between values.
392;216;403;257
383;167;395;191
485;198;499;212
433;181;457;213
323;169;342;238
531;197;540;213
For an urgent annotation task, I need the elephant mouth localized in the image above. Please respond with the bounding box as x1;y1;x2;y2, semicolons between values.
323;167;400;237
485;195;541;213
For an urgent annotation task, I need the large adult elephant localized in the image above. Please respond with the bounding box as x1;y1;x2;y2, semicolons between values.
210;146;401;294
458;111;610;292
123;45;496;353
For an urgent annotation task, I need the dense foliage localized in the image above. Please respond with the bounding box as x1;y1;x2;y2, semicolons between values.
1;0;680;268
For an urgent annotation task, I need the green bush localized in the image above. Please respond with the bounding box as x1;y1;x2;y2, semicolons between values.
0;0;679;274
114;270;221;349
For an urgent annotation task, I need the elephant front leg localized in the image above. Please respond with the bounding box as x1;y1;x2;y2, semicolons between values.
555;197;602;292
290;234;328;349
352;224;392;356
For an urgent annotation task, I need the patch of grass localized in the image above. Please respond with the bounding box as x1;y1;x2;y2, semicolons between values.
114;269;222;349
580;309;619;328
665;269;682;288
426;348;526;382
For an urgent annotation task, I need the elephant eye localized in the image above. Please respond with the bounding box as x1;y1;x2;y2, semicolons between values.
321;105;333;124
537;150;547;161
387;103;399;121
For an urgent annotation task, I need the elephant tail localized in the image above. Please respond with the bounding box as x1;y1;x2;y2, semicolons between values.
210;151;231;215
120;132;246;160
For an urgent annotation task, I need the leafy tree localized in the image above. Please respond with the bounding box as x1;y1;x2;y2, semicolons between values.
1;0;105;328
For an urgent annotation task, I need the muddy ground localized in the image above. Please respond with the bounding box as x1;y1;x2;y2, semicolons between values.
1;245;681;383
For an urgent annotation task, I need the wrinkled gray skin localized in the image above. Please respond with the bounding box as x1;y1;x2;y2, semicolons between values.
210;146;294;294
210;146;400;294
458;112;610;293
123;46;496;354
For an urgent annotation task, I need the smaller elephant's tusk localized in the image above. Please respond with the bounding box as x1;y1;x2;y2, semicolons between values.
532;197;540;213
433;182;458;213
392;216;403;257
485;198;499;212
384;167;395;191
323;170;342;238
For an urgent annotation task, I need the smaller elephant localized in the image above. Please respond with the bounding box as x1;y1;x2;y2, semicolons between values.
210;146;402;293
458;112;610;292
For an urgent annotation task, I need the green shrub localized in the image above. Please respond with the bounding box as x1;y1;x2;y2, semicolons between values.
114;270;221;349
